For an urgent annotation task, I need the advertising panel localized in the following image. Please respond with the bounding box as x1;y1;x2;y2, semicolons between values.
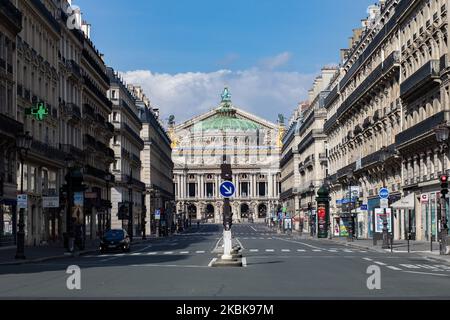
374;208;392;233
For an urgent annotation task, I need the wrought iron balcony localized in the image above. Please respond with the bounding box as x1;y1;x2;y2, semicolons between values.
400;60;440;101
280;149;293;168
304;154;315;168
357;144;396;171
59;144;85;161
324;85;339;109
82;49;110;85
83;104;95;119
83;76;113;111
65;103;81;120
395;111;447;147
30;0;60;33
324;112;338;134
30;139;66;161
84;165;110;181
337;51;400;120
0;0;22;32
105;122;115;134
121;148;131;159
66;59;82;79
0;113;23;136
124;123;144;147
132;153;142;166
83;134;97;150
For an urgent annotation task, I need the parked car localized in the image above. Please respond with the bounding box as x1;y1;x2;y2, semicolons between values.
100;229;130;253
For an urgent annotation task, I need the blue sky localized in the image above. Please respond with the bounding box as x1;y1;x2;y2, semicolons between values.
75;0;375;123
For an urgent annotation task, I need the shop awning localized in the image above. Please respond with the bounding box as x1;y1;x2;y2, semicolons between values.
390;193;415;210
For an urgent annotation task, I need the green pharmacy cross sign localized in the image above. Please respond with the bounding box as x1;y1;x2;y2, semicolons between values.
25;102;48;121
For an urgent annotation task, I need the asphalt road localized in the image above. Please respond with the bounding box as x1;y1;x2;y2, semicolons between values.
0;223;449;299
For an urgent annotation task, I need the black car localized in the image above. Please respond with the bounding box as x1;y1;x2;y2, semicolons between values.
100;229;131;253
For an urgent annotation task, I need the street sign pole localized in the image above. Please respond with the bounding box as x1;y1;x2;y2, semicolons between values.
220;161;234;261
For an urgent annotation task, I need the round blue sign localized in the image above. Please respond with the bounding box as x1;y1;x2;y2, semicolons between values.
379;188;389;199
220;181;236;198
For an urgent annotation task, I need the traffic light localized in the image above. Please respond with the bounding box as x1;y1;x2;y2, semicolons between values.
441;175;449;198
118;203;129;220
223;199;233;230
221;163;232;181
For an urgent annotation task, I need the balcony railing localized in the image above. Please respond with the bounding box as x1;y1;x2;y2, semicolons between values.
324;85;339;109
83;76;113;111
59;144;85;161
30;140;66;161
304;154;315;168
323;112;338;133
30;0;60;33
66;59;82;79
280;149;293;168
357;144;396;171
337;51;400;120
85;165;110;181
83;104;95;119
83;134;97;150
82;49;110;85
400;60;440;100
0;0;23;31
124;123;144;146
395;111;447;147
65;103;81;120
0;113;23;136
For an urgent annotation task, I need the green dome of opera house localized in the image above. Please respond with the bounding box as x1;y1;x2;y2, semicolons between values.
193;88;261;132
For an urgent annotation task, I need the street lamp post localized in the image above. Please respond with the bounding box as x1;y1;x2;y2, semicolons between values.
435;125;450;255
309;182;315;237
346;172;354;242
128;173;133;242
15;132;32;260
104;173;112;235
65;155;76;253
380;147;390;250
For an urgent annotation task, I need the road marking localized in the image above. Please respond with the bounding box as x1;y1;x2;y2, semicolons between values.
399;264;421;269
363;258;373;261
146;252;157;255
131;253;142;256
297;249;306;252
374;261;386;266
249;249;259;252
359;251;367;253
312;249;322;252
282;249;291;252
242;257;247;267
343;249;353;253
196;251;205;254
266;249;275;252
328;250;338;252
267;237;272;240
208;258;217;267
403;271;450;277
235;237;245;250
164;252;174;255
131;264;210;269
272;237;324;250
386;266;403;271
180;251;189;254
259;237;265;240
250;226;257;232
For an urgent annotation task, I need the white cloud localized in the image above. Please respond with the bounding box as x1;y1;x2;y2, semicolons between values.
259;52;292;70
122;66;316;124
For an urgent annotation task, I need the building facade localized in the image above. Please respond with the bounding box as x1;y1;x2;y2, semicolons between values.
0;0;23;246
281;68;335;233
2;0;115;246
130;85;175;236
108;69;145;237
171;89;281;224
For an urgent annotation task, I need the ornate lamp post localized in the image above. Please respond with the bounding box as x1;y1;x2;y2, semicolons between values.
15;131;32;260
64;154;76;253
380;147;390;249
346;171;355;242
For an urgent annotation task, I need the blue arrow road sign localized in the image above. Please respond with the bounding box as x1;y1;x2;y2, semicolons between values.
379;188;389;199
220;181;236;198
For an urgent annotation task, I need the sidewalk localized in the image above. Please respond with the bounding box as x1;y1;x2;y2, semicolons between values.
303;234;450;264
0;235;156;266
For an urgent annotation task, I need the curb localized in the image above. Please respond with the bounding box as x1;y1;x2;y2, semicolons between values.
0;238;153;266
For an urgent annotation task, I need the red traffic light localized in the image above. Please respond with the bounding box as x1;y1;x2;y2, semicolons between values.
441;175;448;183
